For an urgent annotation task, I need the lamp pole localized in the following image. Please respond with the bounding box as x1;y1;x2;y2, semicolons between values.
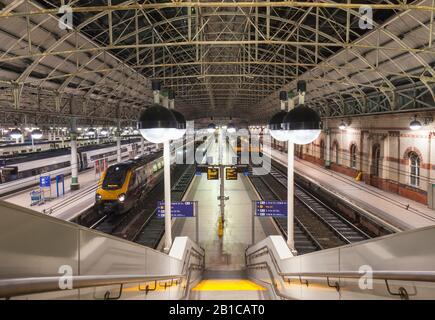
139;80;185;253
157;87;172;251
283;80;321;252
287;94;296;250
287;139;295;249
163;139;172;252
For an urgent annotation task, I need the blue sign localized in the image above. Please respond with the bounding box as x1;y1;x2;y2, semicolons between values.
55;174;65;197
39;175;51;188
255;200;287;217
157;201;195;218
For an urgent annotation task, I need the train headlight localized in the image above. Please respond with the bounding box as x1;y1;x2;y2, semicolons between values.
95;194;102;202
118;194;126;202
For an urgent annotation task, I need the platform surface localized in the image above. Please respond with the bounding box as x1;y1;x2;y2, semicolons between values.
175;139;278;271
2;164;102;221
271;147;435;230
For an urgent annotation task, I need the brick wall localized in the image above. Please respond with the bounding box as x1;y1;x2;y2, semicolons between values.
297;149;428;205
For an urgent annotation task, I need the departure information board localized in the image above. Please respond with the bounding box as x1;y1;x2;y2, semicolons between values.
225;167;238;180
207;167;219;180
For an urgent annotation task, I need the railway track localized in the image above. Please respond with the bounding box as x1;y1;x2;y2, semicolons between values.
134;164;196;248
269;166;371;244
253;161;372;250
83;164;195;247
249;174;322;254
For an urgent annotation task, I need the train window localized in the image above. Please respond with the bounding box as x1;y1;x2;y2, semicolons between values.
0;167;18;182
129;172;137;188
102;165;128;190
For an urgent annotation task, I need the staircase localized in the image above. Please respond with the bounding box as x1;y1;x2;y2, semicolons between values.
189;270;270;300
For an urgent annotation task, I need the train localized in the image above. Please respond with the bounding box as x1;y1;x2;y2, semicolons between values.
94;138;205;215
0;136;122;156
95;152;164;215
234;136;263;155
0;138;158;196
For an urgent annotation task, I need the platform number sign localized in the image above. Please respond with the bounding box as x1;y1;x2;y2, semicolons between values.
207;167;219;180
225;167;238;180
39;175;51;188
156;201;195;218
255;201;287;217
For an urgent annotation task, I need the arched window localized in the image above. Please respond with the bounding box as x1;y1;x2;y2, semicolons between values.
409;152;420;187
320;140;325;160
372;145;381;176
350;144;357;169
333;142;339;164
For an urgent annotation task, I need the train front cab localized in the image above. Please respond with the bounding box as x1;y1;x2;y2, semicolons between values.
95;163;133;215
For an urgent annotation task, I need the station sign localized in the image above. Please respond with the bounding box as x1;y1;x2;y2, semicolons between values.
254;200;287;217
39;175;51;188
207;167;219;180
225;167;238;180
156;201;195;218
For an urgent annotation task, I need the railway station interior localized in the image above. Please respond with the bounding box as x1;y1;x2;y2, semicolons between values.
1;0;435;304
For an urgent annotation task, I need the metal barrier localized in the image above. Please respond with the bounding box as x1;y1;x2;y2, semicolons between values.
245;227;435;300
0;246;205;300
0;200;205;300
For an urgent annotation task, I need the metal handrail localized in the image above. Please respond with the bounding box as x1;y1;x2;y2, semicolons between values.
246;245;435;282
1;246;205;300
245;244;435;299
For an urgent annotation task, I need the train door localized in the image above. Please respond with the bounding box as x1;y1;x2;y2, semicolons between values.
81;153;88;170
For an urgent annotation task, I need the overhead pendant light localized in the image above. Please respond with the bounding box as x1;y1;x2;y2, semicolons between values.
268;91;292;141
170;109;187;140
100;128;109;136
283;81;321;145
409;115;422;131
227;122;236;134
338;120;347;130
167;90;186;140
87;127;96;136
31;129;43;140
10;128;23;140
207;122;216;133
138;104;178;143
283;105;321;144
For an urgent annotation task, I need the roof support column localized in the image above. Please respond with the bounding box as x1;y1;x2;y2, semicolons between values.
70;118;80;191
116;120;122;163
141;136;145;155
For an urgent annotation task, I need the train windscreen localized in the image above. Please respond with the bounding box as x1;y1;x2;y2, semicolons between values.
102;164;128;190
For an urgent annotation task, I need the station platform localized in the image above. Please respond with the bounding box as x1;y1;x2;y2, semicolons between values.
270;147;435;231
1;150;145;221
170;138;279;275
1;165;102;221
